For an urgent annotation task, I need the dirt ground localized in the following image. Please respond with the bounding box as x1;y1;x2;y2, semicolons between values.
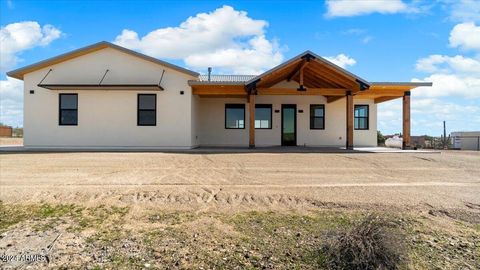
1;150;479;269
0;138;22;146
1;151;479;211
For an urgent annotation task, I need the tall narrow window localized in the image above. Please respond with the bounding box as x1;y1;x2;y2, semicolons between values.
310;104;325;129
59;94;78;125
354;105;369;130
225;104;245;129
138;94;156;126
255;104;272;129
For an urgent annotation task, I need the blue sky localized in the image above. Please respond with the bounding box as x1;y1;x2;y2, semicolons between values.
1;0;479;135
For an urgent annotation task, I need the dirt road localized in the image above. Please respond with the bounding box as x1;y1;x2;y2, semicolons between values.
1;151;479;212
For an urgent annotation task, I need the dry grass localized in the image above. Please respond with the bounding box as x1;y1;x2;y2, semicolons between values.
322;214;407;270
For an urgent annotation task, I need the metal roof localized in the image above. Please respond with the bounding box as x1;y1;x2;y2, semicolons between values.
7;41;199;80
199;75;256;82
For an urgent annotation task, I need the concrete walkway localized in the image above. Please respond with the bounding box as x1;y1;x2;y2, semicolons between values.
0;145;439;154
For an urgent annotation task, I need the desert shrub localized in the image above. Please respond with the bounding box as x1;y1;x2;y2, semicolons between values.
322;214;406;270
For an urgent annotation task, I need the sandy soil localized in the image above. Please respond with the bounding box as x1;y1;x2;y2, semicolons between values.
0;138;22;146
1;151;479;212
1;151;479;269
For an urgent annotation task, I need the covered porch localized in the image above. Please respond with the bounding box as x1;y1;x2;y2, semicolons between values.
189;51;431;149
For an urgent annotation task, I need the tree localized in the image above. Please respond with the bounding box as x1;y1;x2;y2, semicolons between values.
377;130;386;146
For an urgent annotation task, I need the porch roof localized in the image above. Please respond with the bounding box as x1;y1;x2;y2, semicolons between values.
188;50;432;103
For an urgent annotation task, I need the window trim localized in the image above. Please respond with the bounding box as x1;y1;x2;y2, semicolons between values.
354;104;369;130
59;93;78;126
225;103;245;129
310;104;325;130
137;94;157;126
255;104;272;129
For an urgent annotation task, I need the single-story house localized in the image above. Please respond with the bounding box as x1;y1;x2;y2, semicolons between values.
7;41;431;150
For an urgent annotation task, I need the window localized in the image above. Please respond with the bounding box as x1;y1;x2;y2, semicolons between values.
310;104;325;129
354;105;369;130
225;104;245;129
138;94;156;126
59;94;78;125
255;104;272;129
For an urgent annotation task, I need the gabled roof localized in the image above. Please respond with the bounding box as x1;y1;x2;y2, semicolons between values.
7;41;199;80
245;50;370;90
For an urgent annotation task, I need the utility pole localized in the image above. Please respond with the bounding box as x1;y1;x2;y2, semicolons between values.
440;120;450;149
443;121;446;142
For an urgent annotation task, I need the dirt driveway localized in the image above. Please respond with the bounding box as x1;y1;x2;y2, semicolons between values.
1;151;479;212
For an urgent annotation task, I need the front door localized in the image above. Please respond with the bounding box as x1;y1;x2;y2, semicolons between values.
281;104;296;146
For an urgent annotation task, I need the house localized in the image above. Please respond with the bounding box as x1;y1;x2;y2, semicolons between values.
7;41;431;150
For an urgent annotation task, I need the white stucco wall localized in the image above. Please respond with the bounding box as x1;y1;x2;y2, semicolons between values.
196;95;377;147
23;47;196;149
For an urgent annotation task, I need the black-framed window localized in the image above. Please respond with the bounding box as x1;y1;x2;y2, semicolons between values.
59;94;78;125
354;105;369;130
225;104;245;129
138;94;156;126
255;104;272;129
310;104;325;129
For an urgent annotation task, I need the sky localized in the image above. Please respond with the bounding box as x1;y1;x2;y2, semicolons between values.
1;0;479;135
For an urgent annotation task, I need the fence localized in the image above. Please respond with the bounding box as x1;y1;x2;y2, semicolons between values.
0;126;13;137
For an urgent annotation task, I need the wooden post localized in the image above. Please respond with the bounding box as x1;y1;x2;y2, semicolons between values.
249;93;255;148
402;91;411;149
346;91;354;150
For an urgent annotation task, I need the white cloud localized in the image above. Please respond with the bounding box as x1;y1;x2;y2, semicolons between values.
378;97;480;135
449;22;480;51
114;5;284;74
325;0;410;17
415;54;480;74
0;21;62;71
0;77;23;127
361;36;373;44
413;54;480;98
324;54;356;69
448;0;480;22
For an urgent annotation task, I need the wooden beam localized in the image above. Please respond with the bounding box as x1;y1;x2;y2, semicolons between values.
309;61;359;90
299;64;305;86
192;85;246;95
327;96;344;103
257;88;346;96
346;91;354;150
198;94;246;98
402;91;411;149
356;89;407;96
374;96;402;104
286;59;307;81
370;85;415;91
257;59;302;88
249;94;256;148
308;62;359;89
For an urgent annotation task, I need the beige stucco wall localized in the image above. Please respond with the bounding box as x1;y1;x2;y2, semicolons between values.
196;95;377;147
23;47;196;148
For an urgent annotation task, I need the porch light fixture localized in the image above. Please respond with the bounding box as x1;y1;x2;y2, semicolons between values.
297;85;306;91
